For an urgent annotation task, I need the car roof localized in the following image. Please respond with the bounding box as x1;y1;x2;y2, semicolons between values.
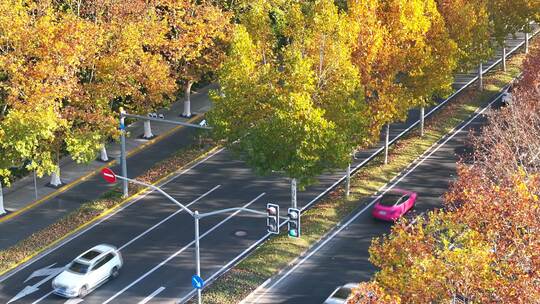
76;244;117;262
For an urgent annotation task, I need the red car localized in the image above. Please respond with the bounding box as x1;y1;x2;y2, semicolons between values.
372;189;417;221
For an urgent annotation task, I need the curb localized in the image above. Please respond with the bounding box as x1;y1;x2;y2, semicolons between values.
0;114;203;224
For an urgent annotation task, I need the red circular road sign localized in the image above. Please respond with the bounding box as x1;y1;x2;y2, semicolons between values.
101;168;117;183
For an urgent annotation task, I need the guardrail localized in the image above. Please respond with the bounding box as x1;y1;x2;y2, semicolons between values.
178;28;539;303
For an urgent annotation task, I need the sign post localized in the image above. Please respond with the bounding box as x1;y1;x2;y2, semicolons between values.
194;211;202;304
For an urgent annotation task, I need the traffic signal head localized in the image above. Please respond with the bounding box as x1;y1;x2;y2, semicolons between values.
266;203;280;234
288;208;301;238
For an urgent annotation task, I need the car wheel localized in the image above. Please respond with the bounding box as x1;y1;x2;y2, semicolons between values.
110;266;120;280
79;286;88;298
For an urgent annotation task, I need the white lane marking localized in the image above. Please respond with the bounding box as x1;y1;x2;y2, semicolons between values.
119;185;221;251
0;148;225;284
64;299;84;304
30;291;53;304
244;88;497;303
138;286;165;304
19;185;220;304
102;192;266;304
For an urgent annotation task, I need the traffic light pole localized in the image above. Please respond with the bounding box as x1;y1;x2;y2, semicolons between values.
117;110;211;198
120;110;128;198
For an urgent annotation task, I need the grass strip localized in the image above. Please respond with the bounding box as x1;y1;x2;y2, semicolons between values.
193;51;528;304
0;136;217;276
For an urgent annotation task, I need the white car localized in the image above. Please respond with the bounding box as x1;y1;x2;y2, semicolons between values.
323;283;357;304
52;244;123;298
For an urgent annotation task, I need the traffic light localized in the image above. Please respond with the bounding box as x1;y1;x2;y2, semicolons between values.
266;203;280;234
288;208;301;238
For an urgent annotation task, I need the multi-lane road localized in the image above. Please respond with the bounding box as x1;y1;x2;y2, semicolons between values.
0;30;532;304
242;89;495;304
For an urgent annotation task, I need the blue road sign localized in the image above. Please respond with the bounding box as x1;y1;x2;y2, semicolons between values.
191;275;204;289
119;122;125;130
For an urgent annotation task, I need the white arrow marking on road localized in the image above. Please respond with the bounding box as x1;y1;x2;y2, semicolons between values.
24;263;58;283
8;264;65;303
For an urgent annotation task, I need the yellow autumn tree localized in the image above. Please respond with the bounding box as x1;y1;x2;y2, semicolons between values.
349;0;457;139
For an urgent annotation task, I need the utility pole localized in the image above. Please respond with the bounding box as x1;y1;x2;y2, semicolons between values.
120;108;128;198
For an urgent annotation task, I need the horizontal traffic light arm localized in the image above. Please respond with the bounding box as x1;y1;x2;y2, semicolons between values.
199;207;288;219
121;112;211;130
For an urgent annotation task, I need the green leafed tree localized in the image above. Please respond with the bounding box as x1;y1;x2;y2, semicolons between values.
209;0;369;186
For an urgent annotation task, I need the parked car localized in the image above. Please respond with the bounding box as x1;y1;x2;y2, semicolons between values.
372;189;417;221
324;283;357;304
52;244;123;298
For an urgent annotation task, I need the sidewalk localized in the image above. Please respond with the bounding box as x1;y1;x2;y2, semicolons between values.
0;84;215;221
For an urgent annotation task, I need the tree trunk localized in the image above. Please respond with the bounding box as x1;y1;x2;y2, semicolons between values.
49;151;63;187
49;167;62;187
1;103;7;117
182;80;194;118
100;146;109;162
143;120;154;139
0;181;6;215
291;178;297;209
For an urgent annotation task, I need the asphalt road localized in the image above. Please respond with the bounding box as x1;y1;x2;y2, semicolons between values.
242;95;491;304
0;32;529;304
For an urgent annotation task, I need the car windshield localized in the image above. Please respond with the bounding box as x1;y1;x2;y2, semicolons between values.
68;261;90;274
333;287;352;299
379;193;406;206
